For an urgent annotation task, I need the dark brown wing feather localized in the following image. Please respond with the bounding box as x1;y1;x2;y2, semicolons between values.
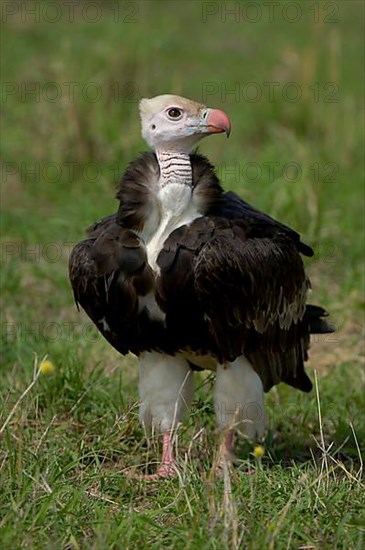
156;215;312;392
69;215;159;355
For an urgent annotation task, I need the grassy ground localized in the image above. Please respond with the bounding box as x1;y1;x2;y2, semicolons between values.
1;1;364;548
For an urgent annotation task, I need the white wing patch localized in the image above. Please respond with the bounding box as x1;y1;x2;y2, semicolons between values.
138;291;165;323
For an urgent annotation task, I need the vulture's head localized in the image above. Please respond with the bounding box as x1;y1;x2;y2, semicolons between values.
139;94;231;152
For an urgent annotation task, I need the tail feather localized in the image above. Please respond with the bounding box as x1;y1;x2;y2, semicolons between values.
305;304;334;334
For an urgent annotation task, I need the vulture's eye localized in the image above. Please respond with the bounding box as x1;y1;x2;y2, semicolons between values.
167;108;182;120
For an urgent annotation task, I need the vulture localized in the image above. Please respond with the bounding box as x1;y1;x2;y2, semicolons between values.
69;94;333;479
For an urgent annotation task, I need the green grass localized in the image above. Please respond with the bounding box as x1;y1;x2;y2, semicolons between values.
1;1;364;548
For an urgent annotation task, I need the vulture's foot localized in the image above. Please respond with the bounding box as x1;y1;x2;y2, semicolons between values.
130;431;178;481
126;462;177;481
142;460;178;481
145;431;177;480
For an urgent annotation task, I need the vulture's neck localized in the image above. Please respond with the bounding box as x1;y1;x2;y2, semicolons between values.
156;150;192;188
145;149;197;270
154;149;194;219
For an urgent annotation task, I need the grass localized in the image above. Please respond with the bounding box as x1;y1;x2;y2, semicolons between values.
1;1;364;548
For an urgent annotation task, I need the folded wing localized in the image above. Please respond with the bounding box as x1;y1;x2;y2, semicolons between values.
156;214;313;392
69;214;161;355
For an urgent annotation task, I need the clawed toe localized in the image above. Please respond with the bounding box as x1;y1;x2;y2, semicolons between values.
126;461;178;481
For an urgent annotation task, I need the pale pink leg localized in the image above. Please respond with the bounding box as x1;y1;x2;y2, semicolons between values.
219;429;237;464
143;432;178;481
214;429;238;475
223;430;234;456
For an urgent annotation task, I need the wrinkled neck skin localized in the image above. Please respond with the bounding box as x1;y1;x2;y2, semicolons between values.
145;148;198;270
154;148;194;220
156;149;192;188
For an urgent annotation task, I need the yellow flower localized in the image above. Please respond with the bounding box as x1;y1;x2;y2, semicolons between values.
253;445;265;459
39;359;55;375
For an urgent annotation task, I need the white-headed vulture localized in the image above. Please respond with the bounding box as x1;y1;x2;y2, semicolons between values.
69;95;333;479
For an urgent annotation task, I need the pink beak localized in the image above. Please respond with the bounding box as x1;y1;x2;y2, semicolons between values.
206;108;231;137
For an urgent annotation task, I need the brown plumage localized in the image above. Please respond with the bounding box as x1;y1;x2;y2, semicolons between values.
69;94;334;479
70;152;331;389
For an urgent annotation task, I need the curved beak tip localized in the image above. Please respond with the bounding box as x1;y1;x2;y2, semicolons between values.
206;108;231;138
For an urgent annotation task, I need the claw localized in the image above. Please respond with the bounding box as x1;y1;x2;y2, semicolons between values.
142;461;178;481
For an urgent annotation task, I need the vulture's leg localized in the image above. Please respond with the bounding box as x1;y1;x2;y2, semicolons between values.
138;351;194;479
214;356;265;467
220;428;235;462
